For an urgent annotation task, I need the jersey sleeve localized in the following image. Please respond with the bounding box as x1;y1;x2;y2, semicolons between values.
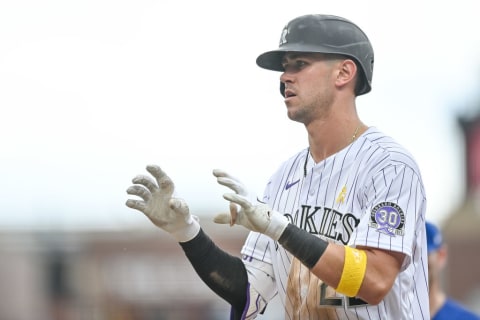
352;162;427;265
234;234;278;320
241;231;273;264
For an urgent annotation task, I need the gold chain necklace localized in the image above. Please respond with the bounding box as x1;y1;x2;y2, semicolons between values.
303;124;361;177
351;124;361;143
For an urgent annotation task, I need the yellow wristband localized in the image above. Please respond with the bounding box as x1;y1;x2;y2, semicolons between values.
336;246;367;297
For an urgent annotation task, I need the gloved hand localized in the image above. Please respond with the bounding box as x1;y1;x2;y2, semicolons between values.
126;165;200;242
212;169;289;241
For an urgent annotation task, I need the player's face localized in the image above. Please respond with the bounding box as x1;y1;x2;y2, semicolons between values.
280;53;342;124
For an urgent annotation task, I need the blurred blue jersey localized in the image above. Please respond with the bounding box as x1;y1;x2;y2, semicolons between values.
433;298;480;320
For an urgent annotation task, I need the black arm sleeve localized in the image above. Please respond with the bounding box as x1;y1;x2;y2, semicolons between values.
278;223;328;269
179;228;248;319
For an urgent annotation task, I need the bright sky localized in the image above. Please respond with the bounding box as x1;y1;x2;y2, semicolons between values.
1;0;479;230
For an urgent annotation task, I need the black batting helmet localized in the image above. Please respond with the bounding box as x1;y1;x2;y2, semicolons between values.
256;14;374;96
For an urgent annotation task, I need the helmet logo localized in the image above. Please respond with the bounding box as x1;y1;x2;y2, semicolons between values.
279;25;289;46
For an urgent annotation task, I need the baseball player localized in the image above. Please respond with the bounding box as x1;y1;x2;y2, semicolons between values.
426;221;480;320
126;14;430;319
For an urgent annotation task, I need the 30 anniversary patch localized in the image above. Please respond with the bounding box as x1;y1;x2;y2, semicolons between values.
369;202;405;236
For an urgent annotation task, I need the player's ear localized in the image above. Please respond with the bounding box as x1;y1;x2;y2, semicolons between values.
335;59;357;91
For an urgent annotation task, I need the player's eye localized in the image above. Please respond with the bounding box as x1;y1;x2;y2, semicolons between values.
282;60;307;73
295;60;307;68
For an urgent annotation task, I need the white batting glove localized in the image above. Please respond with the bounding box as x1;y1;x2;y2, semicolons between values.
211;169;255;225
126;165;200;242
213;169;289;241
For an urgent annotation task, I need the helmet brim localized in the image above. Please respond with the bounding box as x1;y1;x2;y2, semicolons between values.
256;44;357;71
256;50;285;71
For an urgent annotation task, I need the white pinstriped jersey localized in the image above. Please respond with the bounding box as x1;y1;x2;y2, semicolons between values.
241;127;430;320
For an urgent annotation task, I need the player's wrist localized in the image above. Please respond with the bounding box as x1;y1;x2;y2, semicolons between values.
264;210;289;241
278;224;328;269
172;215;201;243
